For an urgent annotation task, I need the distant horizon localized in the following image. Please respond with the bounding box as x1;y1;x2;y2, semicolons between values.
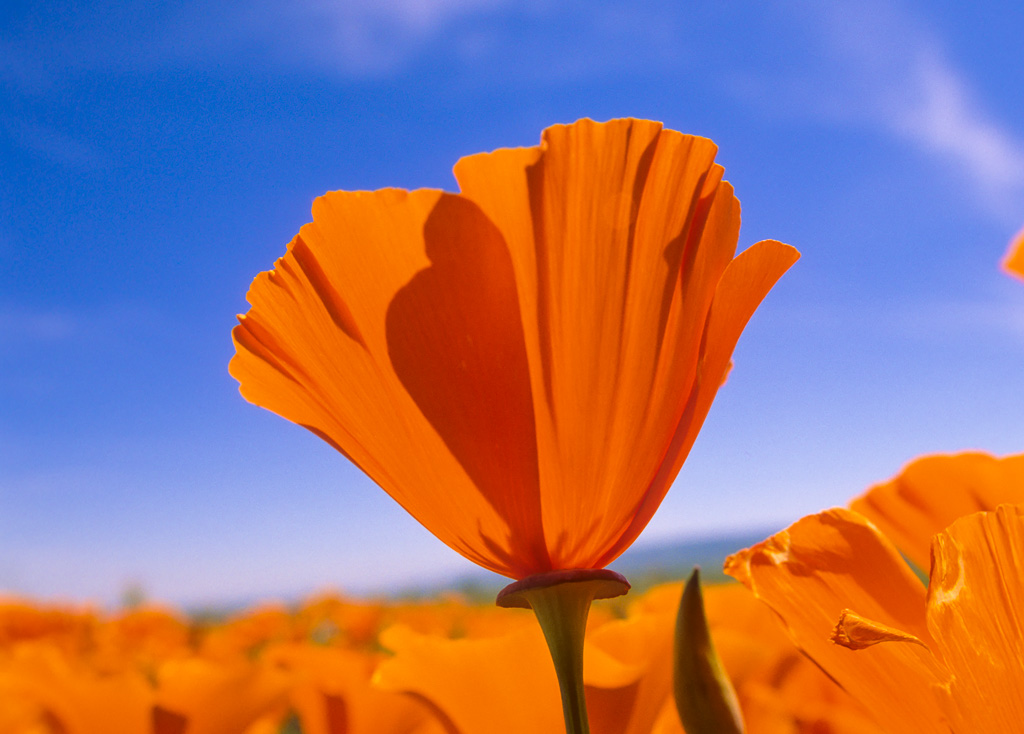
121;524;787;613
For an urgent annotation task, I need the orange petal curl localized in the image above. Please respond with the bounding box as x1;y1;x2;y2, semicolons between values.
155;657;290;734
374;623;565;734
849;451;1024;571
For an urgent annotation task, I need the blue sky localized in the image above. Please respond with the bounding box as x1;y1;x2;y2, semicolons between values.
2;0;1023;606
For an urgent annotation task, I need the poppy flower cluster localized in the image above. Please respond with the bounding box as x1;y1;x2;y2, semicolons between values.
7;444;1020;733
719;233;1024;733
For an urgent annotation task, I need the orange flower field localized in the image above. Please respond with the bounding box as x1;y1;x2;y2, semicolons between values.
0;566;892;733
5;119;1022;733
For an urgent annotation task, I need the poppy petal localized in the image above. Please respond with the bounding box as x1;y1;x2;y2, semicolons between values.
231;188;546;576
456;119;795;568
849;452;1024;570
586;610;675;734
926;503;1024;731
375;623;564;734
235;119;797;577
155;658;289;734
604;237;799;563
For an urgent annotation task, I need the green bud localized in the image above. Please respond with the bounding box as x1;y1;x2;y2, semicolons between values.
673;568;745;734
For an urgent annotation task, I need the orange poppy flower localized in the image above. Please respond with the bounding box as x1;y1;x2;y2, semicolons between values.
231;117;798;579
725;503;1024;732
1003;224;1024;279
0;642;153;734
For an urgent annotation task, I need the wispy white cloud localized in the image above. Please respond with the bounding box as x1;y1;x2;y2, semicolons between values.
247;0;515;74
2;1;512;83
892;53;1024;199
150;0;524;76
0;308;77;343
764;0;1024;221
330;0;512;32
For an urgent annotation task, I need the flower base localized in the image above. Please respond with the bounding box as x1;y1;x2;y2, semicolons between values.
497;569;630;734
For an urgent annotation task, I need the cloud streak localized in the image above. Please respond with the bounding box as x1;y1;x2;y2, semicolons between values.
784;0;1024;220
893;53;1024;198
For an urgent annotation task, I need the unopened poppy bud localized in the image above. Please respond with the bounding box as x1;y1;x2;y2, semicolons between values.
673;568;744;734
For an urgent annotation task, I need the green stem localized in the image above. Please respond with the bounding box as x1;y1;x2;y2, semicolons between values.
497;569;630;734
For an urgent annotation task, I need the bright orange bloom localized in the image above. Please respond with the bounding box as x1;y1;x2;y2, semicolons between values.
231;118;798;579
726;504;1024;733
0;642;153;734
1003;224;1024;279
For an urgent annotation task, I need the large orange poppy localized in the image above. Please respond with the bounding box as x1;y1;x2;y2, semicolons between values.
231;118;798;579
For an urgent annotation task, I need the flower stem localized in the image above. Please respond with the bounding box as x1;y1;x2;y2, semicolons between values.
497;569;630;734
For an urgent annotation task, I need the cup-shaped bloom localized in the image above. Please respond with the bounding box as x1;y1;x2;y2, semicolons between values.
231;118;798;579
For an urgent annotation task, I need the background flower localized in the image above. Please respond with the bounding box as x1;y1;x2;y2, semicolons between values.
1004;225;1024;279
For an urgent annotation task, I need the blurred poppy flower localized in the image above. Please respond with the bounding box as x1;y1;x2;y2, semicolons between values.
154;657;290;734
231;118;798;579
725;503;1024;732
1003;225;1024;279
628;582;883;734
264;644;445;734
0;643;152;734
